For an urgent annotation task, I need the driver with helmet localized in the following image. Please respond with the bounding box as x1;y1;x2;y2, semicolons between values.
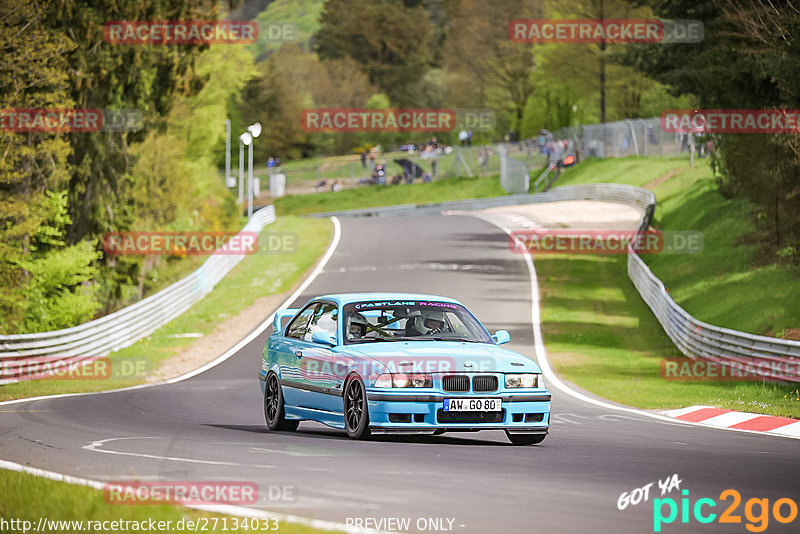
347;313;369;339
406;310;450;336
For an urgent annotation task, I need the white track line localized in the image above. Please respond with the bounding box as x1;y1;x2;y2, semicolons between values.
462;212;800;441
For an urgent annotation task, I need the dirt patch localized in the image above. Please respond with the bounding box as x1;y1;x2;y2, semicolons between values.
643;167;687;190
783;328;800;341
145;255;324;383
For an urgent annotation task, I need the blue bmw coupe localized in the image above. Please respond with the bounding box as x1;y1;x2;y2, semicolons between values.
259;293;551;445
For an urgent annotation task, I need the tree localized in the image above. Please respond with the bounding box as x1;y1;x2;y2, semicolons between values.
315;0;436;106
626;0;800;262
442;0;539;135
41;0;222;242
0;0;100;332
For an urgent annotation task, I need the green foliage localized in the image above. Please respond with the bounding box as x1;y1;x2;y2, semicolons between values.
0;0;97;333
250;0;326;60
1;0;258;333
315;0;436;106
275;176;506;216
626;0;800;262
21;240;101;332
112;45;255;309
42;0;224;241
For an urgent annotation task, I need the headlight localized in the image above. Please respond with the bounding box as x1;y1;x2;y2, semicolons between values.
374;373;432;388
505;373;539;388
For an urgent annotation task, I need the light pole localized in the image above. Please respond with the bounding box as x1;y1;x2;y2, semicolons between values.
245;122;262;219
225;119;231;187
238;132;251;205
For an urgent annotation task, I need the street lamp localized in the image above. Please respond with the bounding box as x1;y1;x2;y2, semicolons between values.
238;131;252;205
224;119;232;187
245;122;262;219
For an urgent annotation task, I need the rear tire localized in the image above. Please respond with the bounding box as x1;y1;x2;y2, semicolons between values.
344;376;371;440
505;432;546;445
264;373;299;432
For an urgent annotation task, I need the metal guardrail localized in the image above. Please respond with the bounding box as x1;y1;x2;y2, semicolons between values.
606;188;800;382
0;206;277;382
628;252;800;381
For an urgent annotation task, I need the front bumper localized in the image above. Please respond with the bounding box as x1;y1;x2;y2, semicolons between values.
366;390;550;434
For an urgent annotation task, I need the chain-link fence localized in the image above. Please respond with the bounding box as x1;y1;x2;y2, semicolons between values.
554;117;683;159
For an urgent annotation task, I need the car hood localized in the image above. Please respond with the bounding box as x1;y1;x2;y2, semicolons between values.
345;341;541;374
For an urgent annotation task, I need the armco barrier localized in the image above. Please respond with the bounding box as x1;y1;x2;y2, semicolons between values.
628;252;800;381
0;206;277;383
312;183;800;381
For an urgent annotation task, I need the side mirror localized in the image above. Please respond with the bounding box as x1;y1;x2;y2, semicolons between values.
274;308;299;332
311;330;337;347
492;330;511;345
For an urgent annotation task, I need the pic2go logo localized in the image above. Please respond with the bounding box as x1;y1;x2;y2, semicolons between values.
653;489;798;532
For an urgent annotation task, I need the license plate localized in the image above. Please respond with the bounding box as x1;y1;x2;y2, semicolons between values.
443;398;502;412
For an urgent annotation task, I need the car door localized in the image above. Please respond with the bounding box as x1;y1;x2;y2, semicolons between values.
298;302;340;411
275;303;318;408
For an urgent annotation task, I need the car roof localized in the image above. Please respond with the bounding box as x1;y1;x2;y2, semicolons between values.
311;292;464;307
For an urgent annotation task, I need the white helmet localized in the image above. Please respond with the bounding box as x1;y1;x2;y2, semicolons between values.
347;313;368;339
416;310;447;335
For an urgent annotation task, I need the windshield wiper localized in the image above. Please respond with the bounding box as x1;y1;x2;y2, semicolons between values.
431;337;482;343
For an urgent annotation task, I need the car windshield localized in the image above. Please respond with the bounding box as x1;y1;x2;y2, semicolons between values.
342;300;492;345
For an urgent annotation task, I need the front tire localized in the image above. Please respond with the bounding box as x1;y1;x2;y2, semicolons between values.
344;376;371;440
264;373;299;432
506;431;546;445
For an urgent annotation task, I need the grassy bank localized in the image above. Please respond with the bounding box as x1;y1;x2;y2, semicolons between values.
538;156;800;418
0;469;331;534
275;175;506;216
0;216;332;402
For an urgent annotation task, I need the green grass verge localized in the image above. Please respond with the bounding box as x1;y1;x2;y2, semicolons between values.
0;469;333;534
0;216;332;402
275;146;543;186
275;176;507;216
538;156;800;418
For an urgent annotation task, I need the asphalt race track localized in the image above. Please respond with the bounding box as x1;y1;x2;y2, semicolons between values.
1;214;798;533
